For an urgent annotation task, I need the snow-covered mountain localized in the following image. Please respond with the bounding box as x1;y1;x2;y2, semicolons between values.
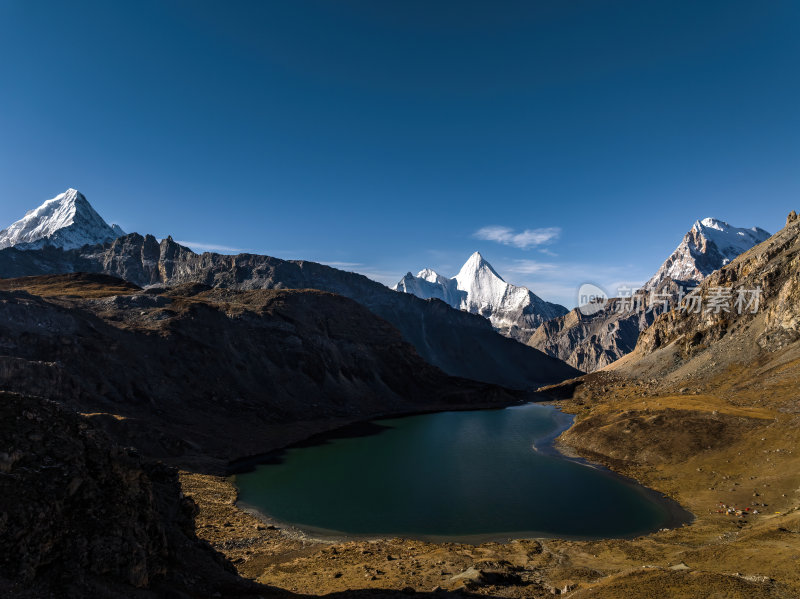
644;217;770;291
529;217;772;372
0;189;125;251
393;252;567;341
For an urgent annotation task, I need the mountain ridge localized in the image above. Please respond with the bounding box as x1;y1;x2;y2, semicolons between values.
0;234;580;389
528;217;770;372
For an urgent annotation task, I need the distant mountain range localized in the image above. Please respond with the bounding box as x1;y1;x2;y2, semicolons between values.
0;189;579;390
0;189;772;377
529;217;771;372
393;252;567;341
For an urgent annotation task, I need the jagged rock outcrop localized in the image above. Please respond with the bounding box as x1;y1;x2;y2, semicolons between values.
528;218;769;372
610;211;800;383
0;392;263;598
0;238;580;389
393;251;567;341
527;298;656;372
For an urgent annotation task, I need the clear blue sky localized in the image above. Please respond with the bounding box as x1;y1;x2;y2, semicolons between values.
1;1;798;307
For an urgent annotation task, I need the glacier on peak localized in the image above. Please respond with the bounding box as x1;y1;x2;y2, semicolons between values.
393;251;567;342
644;217;770;291
0;189;126;251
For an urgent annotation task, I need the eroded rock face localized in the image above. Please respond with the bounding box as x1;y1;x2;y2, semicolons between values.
528;217;772;373
0;236;579;389
636;213;800;360
527;282;683;372
0;392;251;598
528;298;655;373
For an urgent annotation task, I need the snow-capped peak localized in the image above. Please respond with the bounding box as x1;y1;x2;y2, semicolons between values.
455;251;506;285
393;252;567;341
692;218;770;259
417;267;449;285
0;189;126;250
698;217;725;231
454;251;511;309
644;217;770;290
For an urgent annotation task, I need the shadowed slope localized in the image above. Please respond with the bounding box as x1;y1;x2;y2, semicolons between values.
0;236;580;388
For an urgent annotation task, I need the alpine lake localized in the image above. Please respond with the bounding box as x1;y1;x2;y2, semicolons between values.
234;403;691;542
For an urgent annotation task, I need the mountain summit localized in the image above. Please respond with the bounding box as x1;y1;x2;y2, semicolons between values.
530;217;771;372
643;217;770;290
393;251;567;341
0;189;125;250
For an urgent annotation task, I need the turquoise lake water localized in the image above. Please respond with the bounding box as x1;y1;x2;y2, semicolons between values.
235;404;688;541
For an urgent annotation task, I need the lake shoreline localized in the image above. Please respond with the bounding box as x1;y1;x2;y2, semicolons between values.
231;401;694;544
181;372;798;597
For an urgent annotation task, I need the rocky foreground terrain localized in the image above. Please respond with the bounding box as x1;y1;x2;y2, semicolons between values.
0;391;266;598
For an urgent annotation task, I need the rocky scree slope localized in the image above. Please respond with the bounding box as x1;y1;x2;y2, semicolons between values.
0;236;580;389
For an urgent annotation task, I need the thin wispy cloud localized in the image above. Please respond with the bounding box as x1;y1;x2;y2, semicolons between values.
494;259;649;308
174;240;244;253
474;225;561;249
504;259;558;275
321;261;364;269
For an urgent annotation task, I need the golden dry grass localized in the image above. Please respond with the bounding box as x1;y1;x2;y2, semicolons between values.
0;273;140;298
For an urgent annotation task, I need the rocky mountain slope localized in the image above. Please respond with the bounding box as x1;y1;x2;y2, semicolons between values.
0;392;267;599
0;237;579;389
393;251;567;341
0;273;526;470
611;210;800;382
528;218;769;372
527;296;659;373
0;189;125;250
524;212;800;599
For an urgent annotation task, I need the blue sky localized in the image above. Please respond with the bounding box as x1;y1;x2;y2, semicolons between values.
1;1;798;307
